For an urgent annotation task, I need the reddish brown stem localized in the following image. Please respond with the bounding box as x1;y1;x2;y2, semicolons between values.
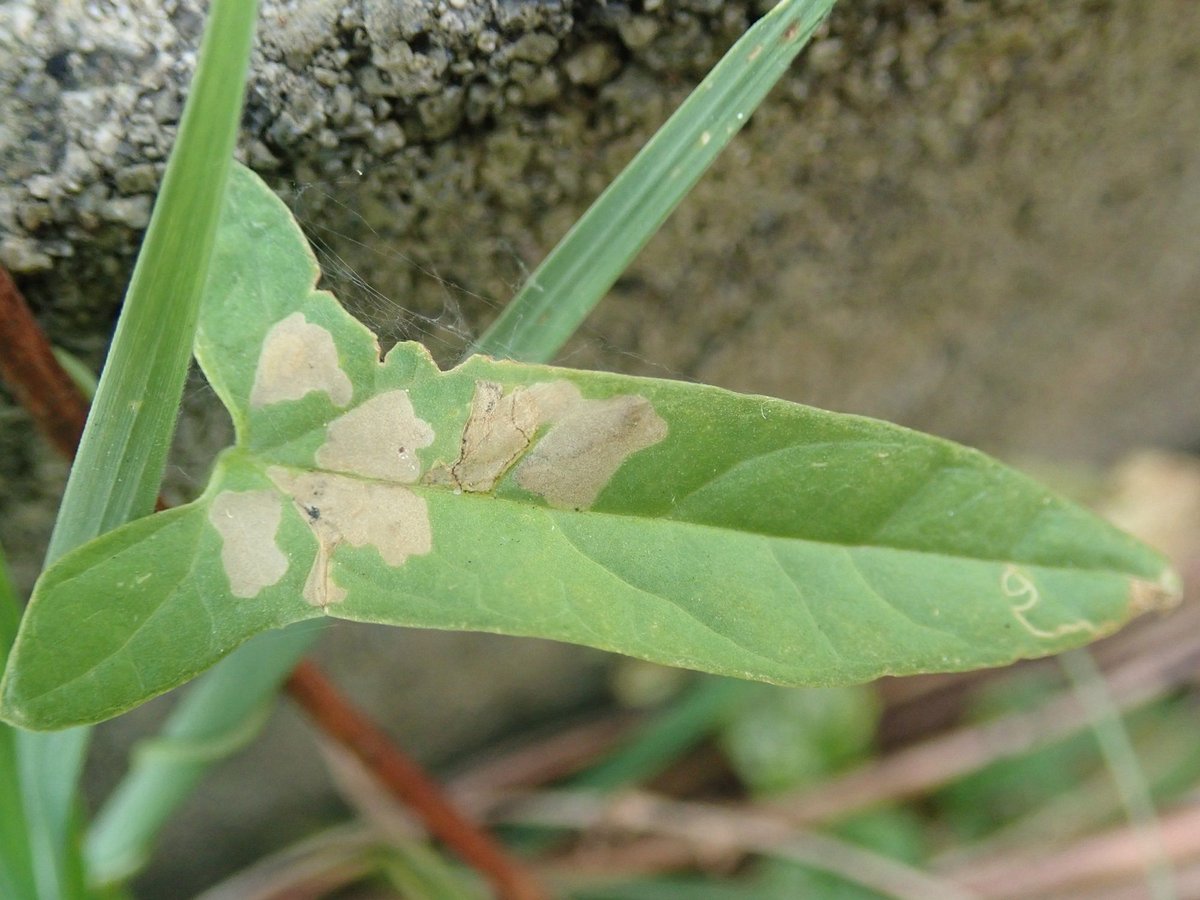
0;265;90;458
0;262;546;899
286;660;548;900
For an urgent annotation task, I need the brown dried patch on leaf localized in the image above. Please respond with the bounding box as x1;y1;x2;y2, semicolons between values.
516;381;668;509
316;390;434;483
425;380;539;492
250;313;353;409
1129;570;1184;617
425;379;667;507
268;467;432;607
208;490;289;598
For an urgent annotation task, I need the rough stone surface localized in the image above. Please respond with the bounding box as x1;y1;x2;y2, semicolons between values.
2;0;1200;895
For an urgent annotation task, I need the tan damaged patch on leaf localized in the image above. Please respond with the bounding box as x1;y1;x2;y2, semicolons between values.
208;490;289;598
316;390;434;483
268;467;432;607
424;379;667;507
425;380;540;491
250;312;353;409
515;381;668;508
1129;569;1183;617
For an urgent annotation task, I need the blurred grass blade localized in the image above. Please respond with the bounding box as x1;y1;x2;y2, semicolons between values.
1060;650;1175;899
20;0;259;894
574;677;748;791
0;545;37;899
468;0;835;363
51;348;99;402
85;627;313;885
0;546;17;668
16;732;89;899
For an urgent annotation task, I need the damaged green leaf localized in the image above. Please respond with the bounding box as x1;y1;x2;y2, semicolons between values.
0;165;1179;730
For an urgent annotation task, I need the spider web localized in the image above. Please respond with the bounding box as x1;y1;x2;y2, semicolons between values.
274;169;683;377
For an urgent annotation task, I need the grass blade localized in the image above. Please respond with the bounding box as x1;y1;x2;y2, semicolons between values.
0;546;37;899
468;0;835;363
18;0;259;894
1060;649;1176;899
85;627;314;885
45;0;257;561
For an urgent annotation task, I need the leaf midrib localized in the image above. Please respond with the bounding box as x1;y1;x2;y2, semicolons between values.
270;460;1154;580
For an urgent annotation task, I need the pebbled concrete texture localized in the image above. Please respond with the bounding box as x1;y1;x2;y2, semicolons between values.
2;0;1200;894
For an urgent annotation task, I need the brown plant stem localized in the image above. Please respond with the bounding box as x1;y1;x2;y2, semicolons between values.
0;261;546;899
498;789;978;900
287;660;547;900
0;265;90;458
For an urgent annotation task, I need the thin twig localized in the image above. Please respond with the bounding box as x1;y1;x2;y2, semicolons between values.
194;822;383;900
286;660;547;900
495;789;980;900
0;261;546;899
942;799;1200;898
0;264;90;458
771;607;1200;826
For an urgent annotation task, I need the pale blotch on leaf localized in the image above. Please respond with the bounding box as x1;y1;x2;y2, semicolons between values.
516;381;668;509
208;490;289;598
426;380;539;492
316;390;435;483
268;467;432;607
425;379;667;508
1001;564;1098;640
250;312;353;409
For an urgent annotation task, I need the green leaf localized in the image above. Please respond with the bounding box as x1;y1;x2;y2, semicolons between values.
0;165;1178;730
11;0;260;888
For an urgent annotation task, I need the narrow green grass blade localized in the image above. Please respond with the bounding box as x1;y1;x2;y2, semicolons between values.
0;546;37;900
46;0;256;561
0;547;18;666
50;348;99;402
0;729;35;899
1060;650;1175;899
17;0;258;894
15;731;89;899
468;0;835;362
